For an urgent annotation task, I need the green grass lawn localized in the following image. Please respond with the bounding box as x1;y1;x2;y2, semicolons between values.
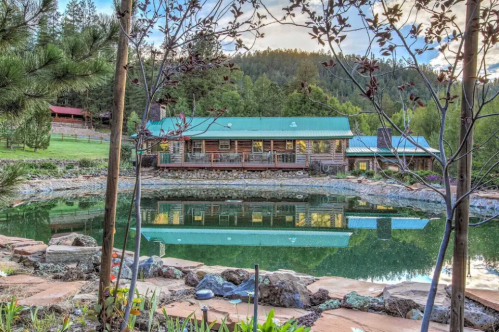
0;137;110;160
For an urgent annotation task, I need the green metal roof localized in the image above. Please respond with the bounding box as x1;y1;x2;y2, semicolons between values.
346;136;439;157
145;117;353;139
139;228;353;247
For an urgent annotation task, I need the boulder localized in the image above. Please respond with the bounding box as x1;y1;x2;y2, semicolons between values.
112;263;133;280
383;282;450;317
221;269;250;285
406;309;424;320
13;244;47;256
196;274;237;297
160;266;183;279
49;233;97;247
341;291;384;312
138;256;163;279
429;305;450;324
226;276;257;302
258;272;310;308
318;299;341;311
185;271;200;287
310;288;329;306
464;309;498;330
45;245;100;264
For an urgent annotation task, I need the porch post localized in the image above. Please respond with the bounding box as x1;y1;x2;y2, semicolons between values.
202;140;206;153
270;140;274;152
235;140;238;153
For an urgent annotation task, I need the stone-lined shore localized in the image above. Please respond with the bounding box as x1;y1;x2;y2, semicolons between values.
16;173;499;213
0;233;498;331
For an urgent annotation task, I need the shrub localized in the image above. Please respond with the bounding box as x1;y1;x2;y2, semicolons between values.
65;163;75;170
39;161;57;170
364;170;375;178
121;143;134;163
79;158;97;168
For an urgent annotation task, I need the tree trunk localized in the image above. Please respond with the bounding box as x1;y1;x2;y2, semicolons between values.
451;0;480;330
98;0;132;301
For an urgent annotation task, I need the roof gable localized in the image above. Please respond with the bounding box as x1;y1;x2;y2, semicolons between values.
146;117;353;139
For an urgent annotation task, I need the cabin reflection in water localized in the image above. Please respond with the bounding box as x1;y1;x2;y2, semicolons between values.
138;196;429;251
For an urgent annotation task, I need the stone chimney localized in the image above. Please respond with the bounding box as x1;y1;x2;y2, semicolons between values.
377;127;393;149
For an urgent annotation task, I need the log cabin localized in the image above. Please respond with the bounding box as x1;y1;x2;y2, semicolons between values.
142;117;353;170
140;117;438;172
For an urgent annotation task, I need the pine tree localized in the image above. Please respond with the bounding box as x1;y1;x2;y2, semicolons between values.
25;107;52;152
63;0;83;36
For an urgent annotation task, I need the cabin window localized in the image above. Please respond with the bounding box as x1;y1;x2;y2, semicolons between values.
193;141;203;153
252;140;263;153
285;216;294;222
311;213;331;227
312;140;331;154
219;140;230;150
296;213;306;227
159;141;169;152
297;140;307;153
335;140;342;153
285;140;294;150
252;212;263;222
172;142;180;154
357;161;368;171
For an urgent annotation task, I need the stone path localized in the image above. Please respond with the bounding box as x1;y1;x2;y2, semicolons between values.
159;298;308;329
307;276;386;299
312;308;480;332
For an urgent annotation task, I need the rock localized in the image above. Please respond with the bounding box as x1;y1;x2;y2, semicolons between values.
341;291;384;312
196;274;237;297
429;305;450;324
112;263;133;280
226;276;257;302
310;288;329;306
160;266;183;279
466;288;499;312
221;269;250;285
10;241;44;249
18;281;85;306
45;245;100;264
407;309;424;320
185;271;200;287
161;257;204;272
13;244;47;256
464;309;497;330
318;299;341;311
49;233;98;247
383;282;450;317
138;256;163;278
258;272;310;308
312;308;478;332
307;277;386;300
296;311;322;327
73;293;98;303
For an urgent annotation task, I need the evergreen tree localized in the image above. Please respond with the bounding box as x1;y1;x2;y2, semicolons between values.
63;0;83;36
25;107;52;152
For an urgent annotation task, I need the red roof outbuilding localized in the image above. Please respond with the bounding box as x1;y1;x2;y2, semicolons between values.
50;105;85;116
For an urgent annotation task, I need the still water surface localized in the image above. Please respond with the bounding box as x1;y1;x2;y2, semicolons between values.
2;188;498;282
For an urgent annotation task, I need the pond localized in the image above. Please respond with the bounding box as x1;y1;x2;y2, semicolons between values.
2;187;499;282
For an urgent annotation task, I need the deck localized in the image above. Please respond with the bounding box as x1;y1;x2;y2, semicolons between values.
157;152;312;169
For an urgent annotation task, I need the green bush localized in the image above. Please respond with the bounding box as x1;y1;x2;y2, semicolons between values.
79;158;97;168
65;163;75;170
39;161;57;170
364;170;375;178
121;143;134;163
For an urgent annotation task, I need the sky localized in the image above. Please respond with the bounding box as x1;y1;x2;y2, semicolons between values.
57;0;499;75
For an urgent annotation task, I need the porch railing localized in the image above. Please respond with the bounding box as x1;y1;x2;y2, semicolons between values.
158;152;308;167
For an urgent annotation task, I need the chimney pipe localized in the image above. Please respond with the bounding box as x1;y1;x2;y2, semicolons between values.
377;127;393;149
